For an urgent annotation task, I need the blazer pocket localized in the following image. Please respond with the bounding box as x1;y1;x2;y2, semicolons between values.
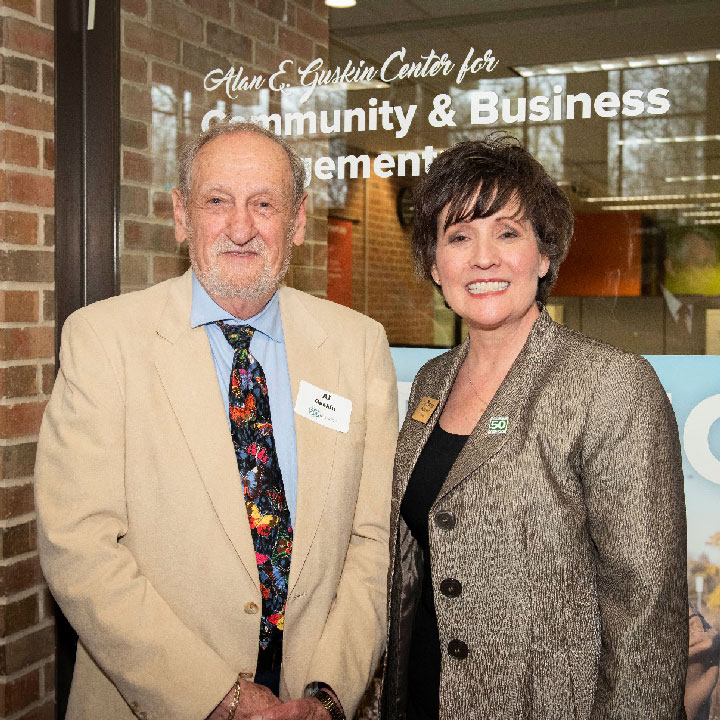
530;647;577;720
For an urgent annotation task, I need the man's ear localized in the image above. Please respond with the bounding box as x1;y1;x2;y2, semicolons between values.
172;189;188;245
292;194;308;247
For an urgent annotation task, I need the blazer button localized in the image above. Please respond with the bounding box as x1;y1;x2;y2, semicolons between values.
434;510;456;530
439;578;462;597
244;601;259;614
447;639;468;659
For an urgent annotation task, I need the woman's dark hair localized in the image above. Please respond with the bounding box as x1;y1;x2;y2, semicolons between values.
411;134;574;304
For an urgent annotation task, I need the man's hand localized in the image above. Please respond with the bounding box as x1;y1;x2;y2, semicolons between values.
206;680;281;720
250;697;330;720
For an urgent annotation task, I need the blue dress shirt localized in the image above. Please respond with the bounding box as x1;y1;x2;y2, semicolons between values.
190;272;299;526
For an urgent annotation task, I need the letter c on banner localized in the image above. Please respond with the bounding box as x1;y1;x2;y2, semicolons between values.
683;394;720;484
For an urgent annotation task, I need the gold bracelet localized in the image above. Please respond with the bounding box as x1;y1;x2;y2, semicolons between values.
226;679;243;720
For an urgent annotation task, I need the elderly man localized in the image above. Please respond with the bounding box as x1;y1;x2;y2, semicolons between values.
35;123;397;720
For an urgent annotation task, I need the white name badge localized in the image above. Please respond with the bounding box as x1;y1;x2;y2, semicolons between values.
294;380;352;433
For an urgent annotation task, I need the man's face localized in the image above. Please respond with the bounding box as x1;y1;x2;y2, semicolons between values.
173;131;306;318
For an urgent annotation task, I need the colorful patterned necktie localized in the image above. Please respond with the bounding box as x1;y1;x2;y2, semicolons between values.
217;321;293;650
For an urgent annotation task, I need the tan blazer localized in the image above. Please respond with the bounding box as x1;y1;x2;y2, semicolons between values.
35;271;398;720
383;310;688;720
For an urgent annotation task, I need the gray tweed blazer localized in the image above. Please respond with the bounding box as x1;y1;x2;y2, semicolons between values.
383;310;688;720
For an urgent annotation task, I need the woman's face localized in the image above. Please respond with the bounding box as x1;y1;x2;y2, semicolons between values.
431;200;550;333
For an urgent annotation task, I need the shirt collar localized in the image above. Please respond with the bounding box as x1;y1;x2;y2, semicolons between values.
190;271;284;343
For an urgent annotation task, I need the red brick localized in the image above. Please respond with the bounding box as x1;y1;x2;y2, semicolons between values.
296;6;328;44
152;190;173;219
124;220;176;252
234;4;276;43
0;170;53;206
121;118;147;150
153;254;189;283
121;51;148;84
40;587;54;620
20;699;55;720
0;401;48;439
0;520;38;560
122;151;152;183
43;659;55;694
120;253;149;287
3;0;36;15
0;554;44;594
292;266;326;293
0;623;53;674
0;327;54;361
1;55;38;92
289;241;312;266
0;446;36;482
124;19;179;63
183;0;231;22
206;23;252;62
0;366;38;399
312;0;328;17
2;17;54;62
2;94;54;132
152;0;203;42
0;248;53;282
151;61;205;98
313;42;328;62
312;241;327;267
181;42;228;76
258;0;290;23
0;290;39;322
42;62;54;96
40;0;53;24
121;82;152;121
42;138;54;170
0;129;39;168
42;213;54;246
121;0;148;16
42;291;54;322
0;594;38;638
121;184;149;215
0;668;40;716
279;26;313;61
41;363;55;394
255;42;285;74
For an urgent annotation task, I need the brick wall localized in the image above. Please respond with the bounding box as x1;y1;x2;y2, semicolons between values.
0;0;55;717
344;169;434;345
119;0;329;297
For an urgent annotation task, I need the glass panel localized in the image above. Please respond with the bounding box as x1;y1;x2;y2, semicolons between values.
117;2;720;715
118;0;720;354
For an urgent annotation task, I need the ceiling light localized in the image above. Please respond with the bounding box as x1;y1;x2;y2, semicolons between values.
617;134;720;146
512;48;719;78
665;174;720;183
325;0;356;6
585;192;720;203
601;203;699;211
682;210;720;217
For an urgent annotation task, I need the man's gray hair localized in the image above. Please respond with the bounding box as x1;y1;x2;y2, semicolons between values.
177;121;307;213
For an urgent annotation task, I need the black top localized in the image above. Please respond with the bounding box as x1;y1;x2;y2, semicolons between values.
400;422;468;720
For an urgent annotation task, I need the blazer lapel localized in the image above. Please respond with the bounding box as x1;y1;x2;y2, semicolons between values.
438;310;557;501
394;341;468;504
153;272;259;590
278;287;340;592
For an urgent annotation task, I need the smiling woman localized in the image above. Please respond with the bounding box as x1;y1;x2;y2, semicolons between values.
382;135;689;720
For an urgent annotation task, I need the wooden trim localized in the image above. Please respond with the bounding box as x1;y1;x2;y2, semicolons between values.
53;1;120;716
